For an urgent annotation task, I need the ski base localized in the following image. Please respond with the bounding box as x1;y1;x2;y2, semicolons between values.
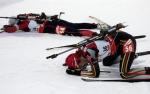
81;78;150;82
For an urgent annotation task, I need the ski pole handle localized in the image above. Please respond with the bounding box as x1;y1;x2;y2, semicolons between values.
58;12;65;19
46;54;58;59
60;12;65;15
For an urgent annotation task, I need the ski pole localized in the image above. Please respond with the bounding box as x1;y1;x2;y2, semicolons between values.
46;47;76;59
46;44;76;50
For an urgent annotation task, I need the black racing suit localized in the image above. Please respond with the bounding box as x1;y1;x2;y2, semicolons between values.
43;19;97;36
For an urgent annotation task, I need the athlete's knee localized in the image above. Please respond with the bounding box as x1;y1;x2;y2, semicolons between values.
120;72;129;79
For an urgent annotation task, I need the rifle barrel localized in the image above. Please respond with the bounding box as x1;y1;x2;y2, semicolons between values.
0;17;17;19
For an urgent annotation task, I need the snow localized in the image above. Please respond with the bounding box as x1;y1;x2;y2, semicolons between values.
0;0;23;9
0;0;150;94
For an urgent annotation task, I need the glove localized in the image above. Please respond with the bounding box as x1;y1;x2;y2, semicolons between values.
66;68;81;76
39;12;47;19
3;25;18;33
99;29;109;39
115;23;126;30
50;15;58;20
39;13;58;21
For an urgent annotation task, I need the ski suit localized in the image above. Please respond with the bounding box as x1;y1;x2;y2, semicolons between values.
38;19;98;36
102;31;136;79
3;13;98;37
65;30;137;78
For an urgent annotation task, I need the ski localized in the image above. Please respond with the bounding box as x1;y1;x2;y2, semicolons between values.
81;78;150;82
135;51;150;58
136;51;150;56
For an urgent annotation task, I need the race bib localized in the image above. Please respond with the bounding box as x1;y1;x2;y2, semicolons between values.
95;40;111;60
123;39;134;53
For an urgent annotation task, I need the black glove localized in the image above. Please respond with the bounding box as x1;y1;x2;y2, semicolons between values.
50;15;58;20
115;23;126;30
66;68;81;76
39;12;47;19
99;29;109;39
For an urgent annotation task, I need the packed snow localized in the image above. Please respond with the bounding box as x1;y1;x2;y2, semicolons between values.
0;0;150;94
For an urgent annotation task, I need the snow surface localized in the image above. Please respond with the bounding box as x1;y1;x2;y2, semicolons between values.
0;0;23;9
0;0;150;94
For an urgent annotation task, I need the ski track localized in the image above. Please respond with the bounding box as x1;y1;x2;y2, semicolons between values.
0;0;150;94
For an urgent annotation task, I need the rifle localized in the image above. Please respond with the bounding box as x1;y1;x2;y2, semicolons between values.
0;14;32;20
0;16;18;19
46;33;103;59
0;12;65;21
